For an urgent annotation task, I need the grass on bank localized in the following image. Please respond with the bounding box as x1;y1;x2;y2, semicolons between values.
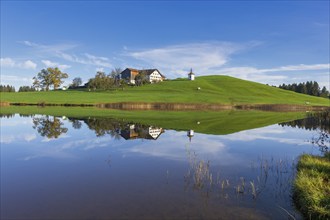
294;153;330;219
1;76;329;106
0;106;307;135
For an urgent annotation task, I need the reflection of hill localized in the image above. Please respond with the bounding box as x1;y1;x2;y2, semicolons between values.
1;106;309;135
112;110;308;135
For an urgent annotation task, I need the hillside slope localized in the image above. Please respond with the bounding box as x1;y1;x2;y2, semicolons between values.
1;75;329;106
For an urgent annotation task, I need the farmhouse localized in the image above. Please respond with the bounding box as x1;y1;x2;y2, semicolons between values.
119;68;165;84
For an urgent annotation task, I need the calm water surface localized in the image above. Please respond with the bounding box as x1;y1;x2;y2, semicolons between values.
1;113;328;220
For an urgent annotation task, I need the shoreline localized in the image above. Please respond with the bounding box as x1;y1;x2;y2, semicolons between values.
1;101;329;112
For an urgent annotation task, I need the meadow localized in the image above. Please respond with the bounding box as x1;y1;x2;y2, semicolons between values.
1;76;329;106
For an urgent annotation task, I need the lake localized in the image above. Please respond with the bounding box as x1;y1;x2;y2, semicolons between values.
1;110;328;220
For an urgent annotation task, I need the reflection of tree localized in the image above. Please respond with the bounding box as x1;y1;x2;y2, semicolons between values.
279;111;329;152
19;114;35;118
82;117;163;140
82;118;122;139
0;114;35;119
0;114;15;118
279;111;330;133
68;118;82;129
32;116;68;139
311;131;329;152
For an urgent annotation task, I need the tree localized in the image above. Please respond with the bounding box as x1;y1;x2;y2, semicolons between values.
110;68;122;79
71;77;82;88
0;84;15;92
135;70;149;86
278;81;328;98
19;86;36;92
33;67;68;91
87;71;115;90
33;69;52;91
48;67;68;90
110;68;122;86
32;77;41;91
320;86;329;98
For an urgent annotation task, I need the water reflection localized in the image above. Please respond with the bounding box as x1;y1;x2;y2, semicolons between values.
279;111;329;133
117;124;164;140
279;111;329;151
183;145;297;208
32;116;68;139
69;118;82;129
1;112;329;219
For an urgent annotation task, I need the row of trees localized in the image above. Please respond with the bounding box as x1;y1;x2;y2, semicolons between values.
87;68;123;90
278;81;329;98
1;67;126;92
18;86;36;92
0;85;15;92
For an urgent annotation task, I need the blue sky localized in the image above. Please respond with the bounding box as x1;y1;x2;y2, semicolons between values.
1;1;329;89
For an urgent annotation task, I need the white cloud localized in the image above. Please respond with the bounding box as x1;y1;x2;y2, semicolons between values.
41;60;71;70
260;64;329;72
21;40;112;68
0;57;37;69
21;40;77;53
0;135;15;144
21;60;37;69
0;58;15;67
0;75;32;85
125;41;257;77
96;67;104;72
56;52;112;68
217;64;329;87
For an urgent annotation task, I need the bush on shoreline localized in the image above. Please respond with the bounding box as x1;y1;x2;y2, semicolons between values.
293;152;330;219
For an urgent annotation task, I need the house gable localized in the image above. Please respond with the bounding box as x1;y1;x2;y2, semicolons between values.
120;68;139;84
140;69;165;83
120;68;165;84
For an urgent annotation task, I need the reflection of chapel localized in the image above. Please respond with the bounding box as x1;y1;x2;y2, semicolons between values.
188;68;195;80
187;130;194;142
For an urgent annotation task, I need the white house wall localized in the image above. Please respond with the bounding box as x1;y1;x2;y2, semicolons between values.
148;70;163;83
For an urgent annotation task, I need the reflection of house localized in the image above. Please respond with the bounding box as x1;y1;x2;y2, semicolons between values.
119;68;166;84
147;127;163;140
119;124;140;140
118;124;164;140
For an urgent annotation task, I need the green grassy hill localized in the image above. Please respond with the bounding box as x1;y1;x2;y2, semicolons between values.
1;75;329;106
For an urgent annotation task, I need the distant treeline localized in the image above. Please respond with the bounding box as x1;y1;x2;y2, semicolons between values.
0;85;15;92
0;84;38;92
18;86;36;92
278;81;329;98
